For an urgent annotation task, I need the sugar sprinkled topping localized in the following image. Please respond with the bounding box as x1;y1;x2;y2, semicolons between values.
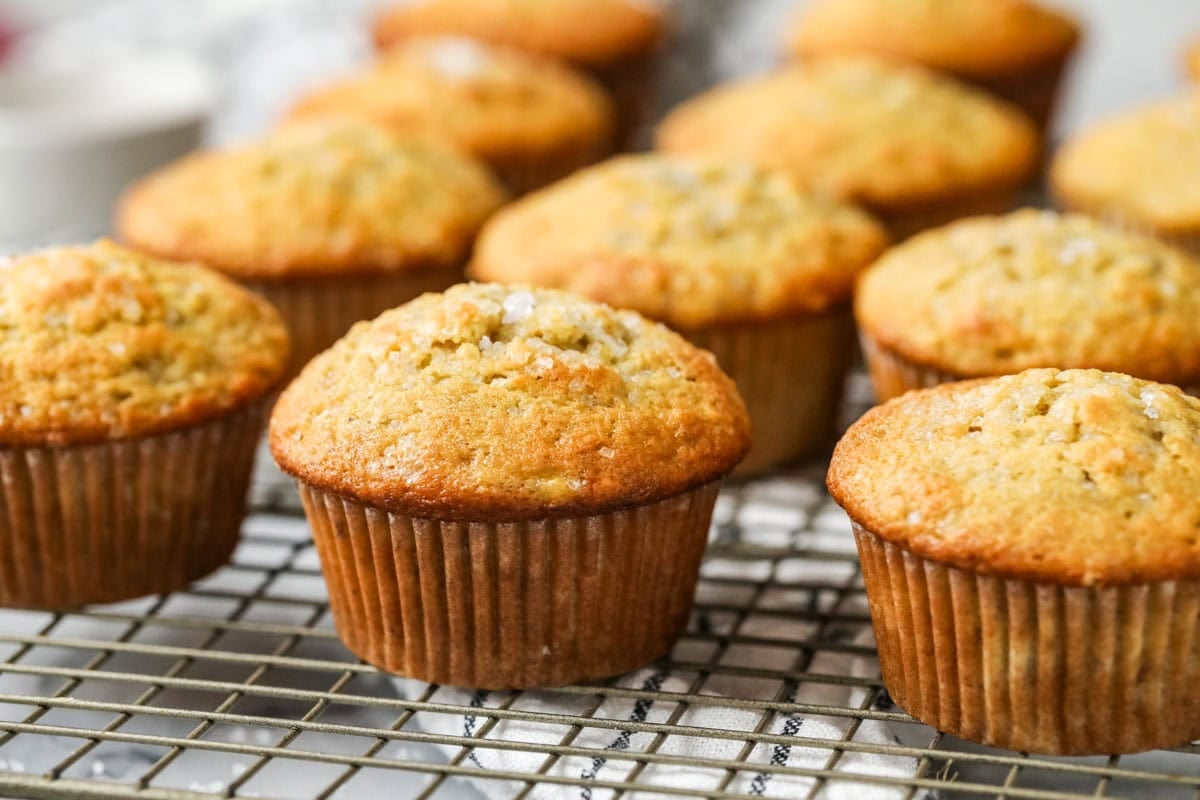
1141;389;1160;419
502;290;536;324
424;37;491;79
906;510;922;524
1057;237;1098;264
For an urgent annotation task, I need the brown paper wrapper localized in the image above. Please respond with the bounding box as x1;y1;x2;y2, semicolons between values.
689;310;854;476
245;268;460;378
860;333;963;404
588;49;660;151
852;521;1200;755
0;402;268;610
297;481;720;689
970;51;1074;133
879;185;1024;241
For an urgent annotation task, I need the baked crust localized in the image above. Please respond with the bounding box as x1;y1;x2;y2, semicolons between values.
0;241;288;446
371;0;666;66
286;37;614;178
270;283;750;520
1051;92;1200;236
855;210;1200;384
470;155;888;329
828;369;1200;586
785;0;1079;79
656;57;1038;216
117;119;506;280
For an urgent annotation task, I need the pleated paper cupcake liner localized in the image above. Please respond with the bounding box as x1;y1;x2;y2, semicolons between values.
861;333;1200;404
589;50;661;151
246;268;461;378
852;521;1200;755
488;140;612;196
879;185;1024;241
0;401;268;610
297;481;721;689
689;310;855;477
972;51;1074;133
859;334;964;403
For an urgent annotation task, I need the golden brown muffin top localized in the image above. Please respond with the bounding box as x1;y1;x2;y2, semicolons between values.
1051;93;1200;235
0;241;289;447
856;210;1200;384
372;0;666;65
270;283;750;520
828;368;1200;586
286;37;614;165
786;0;1079;78
656;57;1038;213
117;119;507;280
471;155;888;328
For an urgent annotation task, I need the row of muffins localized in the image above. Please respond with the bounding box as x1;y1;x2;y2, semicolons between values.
4;0;1200;760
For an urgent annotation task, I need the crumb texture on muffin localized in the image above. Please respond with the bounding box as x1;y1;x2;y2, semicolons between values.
656;57;1038;211
117;119;507;279
1052;93;1200;233
787;0;1079;77
856;210;1200;382
270;283;750;520
471;155;888;328
372;0;665;64
0;241;289;446
828;368;1200;585
286;38;613;165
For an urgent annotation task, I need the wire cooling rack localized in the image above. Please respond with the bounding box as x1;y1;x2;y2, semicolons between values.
0;375;1196;800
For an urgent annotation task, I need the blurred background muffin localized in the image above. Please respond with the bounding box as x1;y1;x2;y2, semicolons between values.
783;0;1080;133
1051;92;1200;255
287;36;615;194
471;154;888;474
117;118;506;376
371;0;667;148
856;210;1200;401
656;57;1039;239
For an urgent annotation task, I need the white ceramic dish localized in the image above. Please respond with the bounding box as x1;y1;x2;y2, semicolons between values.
0;52;213;250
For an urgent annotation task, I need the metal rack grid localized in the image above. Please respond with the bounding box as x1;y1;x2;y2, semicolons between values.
0;375;1196;800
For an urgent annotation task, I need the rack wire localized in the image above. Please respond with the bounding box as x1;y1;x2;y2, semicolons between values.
0;375;1196;800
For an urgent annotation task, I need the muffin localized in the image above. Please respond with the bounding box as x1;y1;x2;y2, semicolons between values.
856;210;1200;402
828;369;1200;755
371;0;666;148
117;119;506;375
1185;37;1200;83
286;37;615;194
656;58;1039;239
471;155;889;475
1051;93;1200;255
0;241;288;610
784;0;1080;132
270;283;749;688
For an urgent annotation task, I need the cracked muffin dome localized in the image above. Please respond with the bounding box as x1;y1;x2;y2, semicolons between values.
470;155;889;329
656;57;1038;215
828;369;1200;585
0;240;289;447
1051;93;1200;238
285;37;613;190
270;283;750;520
372;0;665;65
856;210;1200;384
117;118;507;279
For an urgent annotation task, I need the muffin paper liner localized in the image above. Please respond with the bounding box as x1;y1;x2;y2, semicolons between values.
246;268;460;377
589;49;660;150
852;521;1200;755
0;401;267;610
488;141;612;196
861;332;1200;403
880;185;1024;241
689;309;855;477
297;480;720;689
860;333;964;403
973;51;1074;133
